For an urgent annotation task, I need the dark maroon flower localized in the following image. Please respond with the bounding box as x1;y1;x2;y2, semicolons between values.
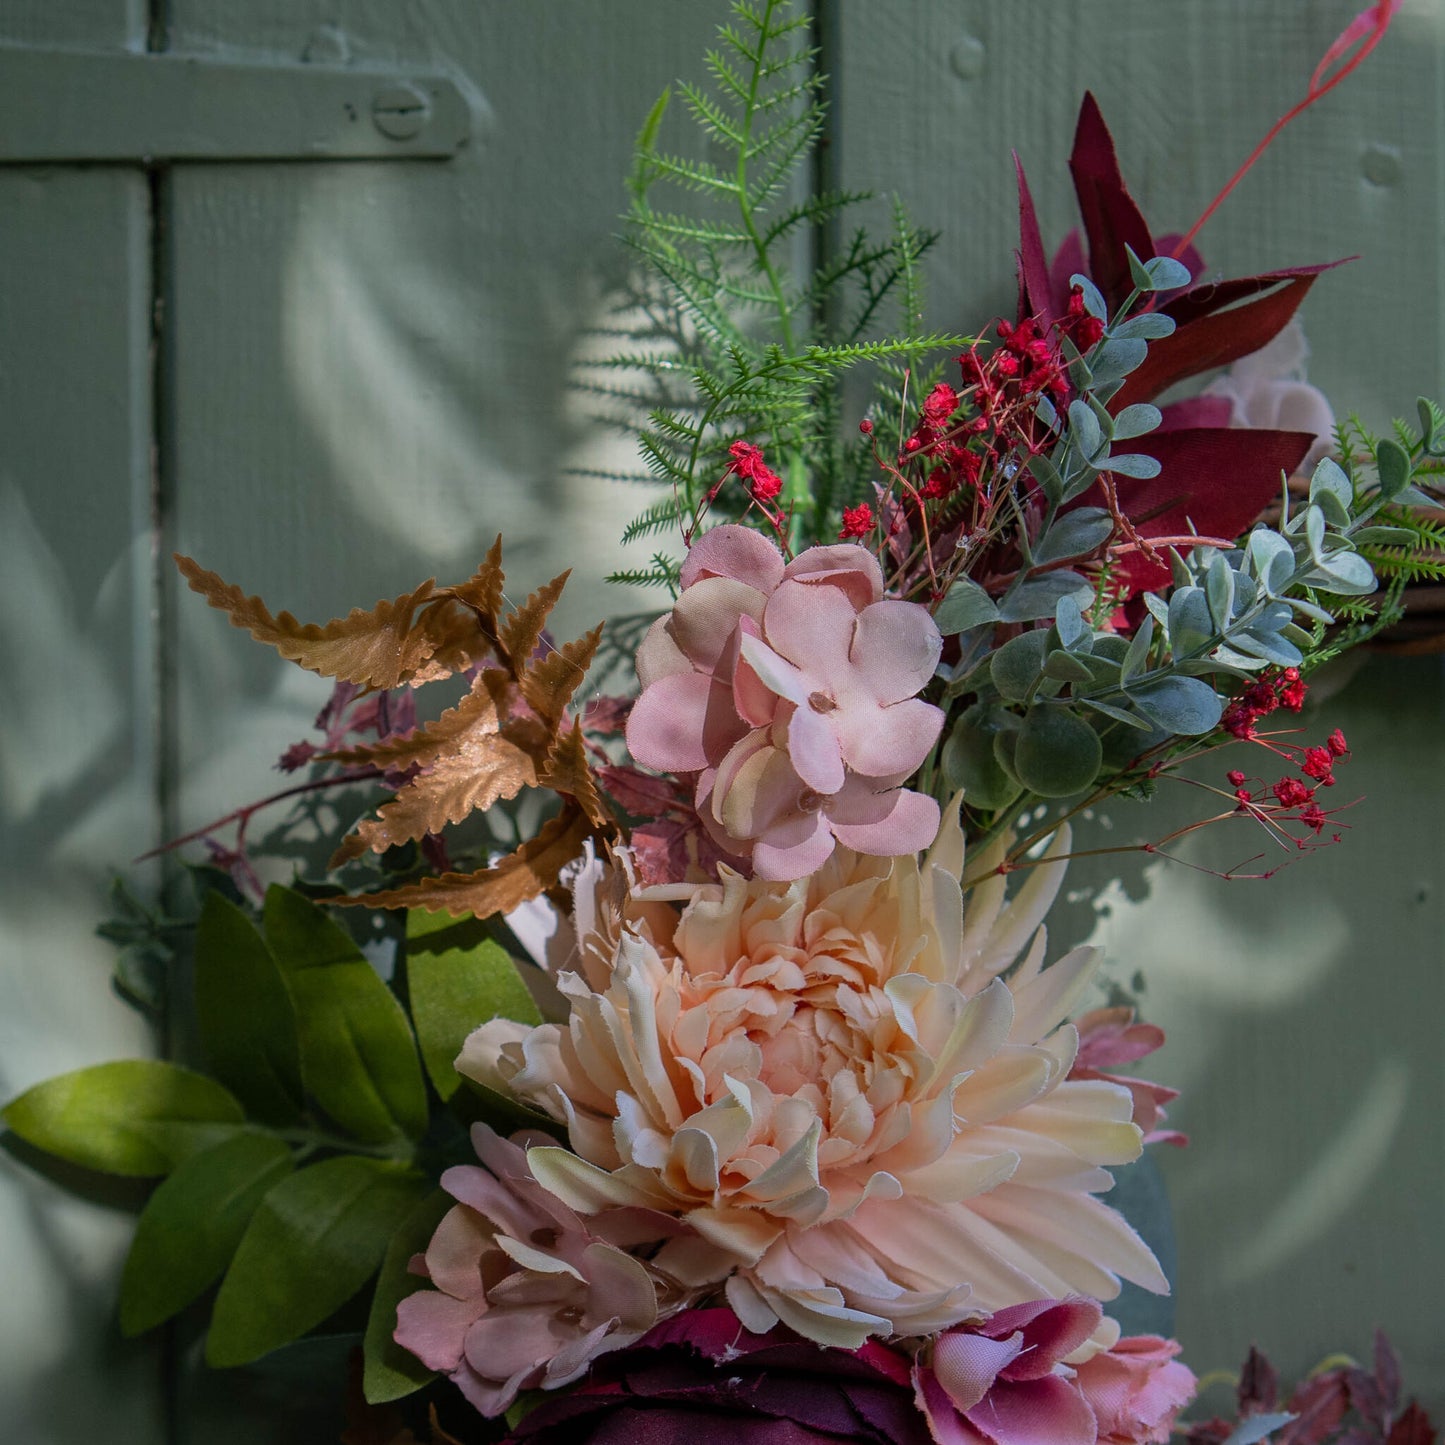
505;1307;930;1445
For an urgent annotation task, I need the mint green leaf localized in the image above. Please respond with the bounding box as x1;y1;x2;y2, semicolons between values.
264;887;428;1145
363;1188;452;1403
1014;705;1102;798
1129;675;1223;735
933;577;999;637
120;1131;293;1336
1375;438;1411;501
940;707;1022;812
1110;404;1162;441
990;630;1049;701
207;1156;427;1367
999;571;1091;624
3;1060;243;1177
195;893;303;1125
405;910;542;1102
1033;509;1112;566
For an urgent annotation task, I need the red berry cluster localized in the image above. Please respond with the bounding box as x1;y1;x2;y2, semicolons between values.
1226;725;1351;843
839;501;875;540
724;439;783;506
1221;667;1309;740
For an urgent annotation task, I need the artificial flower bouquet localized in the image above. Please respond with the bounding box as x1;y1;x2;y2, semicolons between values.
5;3;1442;1442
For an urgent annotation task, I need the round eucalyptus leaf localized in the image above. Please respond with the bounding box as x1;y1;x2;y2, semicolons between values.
941;708;1022;811
1014;705;1103;798
989;630;1049;700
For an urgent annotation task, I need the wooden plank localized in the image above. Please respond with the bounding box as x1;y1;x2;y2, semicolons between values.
835;0;1443;1409
0;166;166;1444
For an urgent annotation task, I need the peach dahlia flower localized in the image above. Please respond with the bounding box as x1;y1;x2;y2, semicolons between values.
460;815;1166;1349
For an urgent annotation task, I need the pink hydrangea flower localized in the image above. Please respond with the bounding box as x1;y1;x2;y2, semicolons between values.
393;1123;687;1417
626;524;944;880
913;1298;1196;1445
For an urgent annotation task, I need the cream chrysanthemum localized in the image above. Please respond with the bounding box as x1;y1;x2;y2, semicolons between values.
460;813;1166;1348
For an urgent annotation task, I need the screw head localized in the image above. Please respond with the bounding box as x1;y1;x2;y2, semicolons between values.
372;84;430;141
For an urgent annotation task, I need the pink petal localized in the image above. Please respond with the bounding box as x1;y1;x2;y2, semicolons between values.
738;630;811;707
966;1376;1097;1445
993;1297;1104;1379
635;616;690;688
680;523;786;592
751;810;836;881
916;1365;993;1445
626;671;716;772
733;616;781;726
423;1205;493;1300
393;1288;486;1372
828;783;940;857
463;1307;564;1381
851;600;944;704
835;696;943;779
782;543;884;609
933;1331;1027;1412
762;578;857;687
711;729;779;834
670;577;768;670
788;705;845;794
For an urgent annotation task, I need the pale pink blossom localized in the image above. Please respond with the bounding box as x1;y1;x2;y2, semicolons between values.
393;1123;688;1417
1072;1008;1186;1147
625;524;943;880
914;1298;1196;1445
460;814;1167;1349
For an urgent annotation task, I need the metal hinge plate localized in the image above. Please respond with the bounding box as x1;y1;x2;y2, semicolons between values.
0;45;471;163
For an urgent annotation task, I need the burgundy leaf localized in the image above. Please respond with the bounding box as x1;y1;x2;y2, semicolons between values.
1112;274;1325;410
1374;1330;1402;1415
1387;1402;1439;1445
1158;396;1235;431
1281;1373;1349;1445
1014;153;1054;323
1239;1345;1281;1415
1069;92;1156;309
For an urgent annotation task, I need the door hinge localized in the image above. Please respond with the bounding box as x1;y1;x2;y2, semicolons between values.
0;45;471;163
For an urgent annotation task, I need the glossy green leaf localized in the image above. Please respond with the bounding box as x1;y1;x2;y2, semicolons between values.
1129;675;1223;735
405;909;541;1102
195;893;303;1125
363;1188;452;1403
264;887;428;1144
1013;705;1102;798
121;1131;294;1336
3;1060;243;1177
933;576;1000;637
207;1155;427;1367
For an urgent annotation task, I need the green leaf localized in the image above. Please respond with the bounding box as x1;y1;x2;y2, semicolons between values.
405;910;542;1103
3;1060;243;1177
1120;613;1154;684
1375;438;1411;500
1033;508;1113;565
1069;274;1107;319
999;571;1092;623
1067;399;1103;463
363;1188;453;1404
195;893;303;1125
1013;706;1103;798
207;1156;427;1368
990;630;1049;701
120;1131;293;1336
1103;452;1162;480
264;887;428;1145
940;707;1022;811
1128;675;1223;735
1110;404;1162;441
1109;312;1175;342
1205;554;1235;630
1043;649;1094;684
1027;452;1064;505
933;577;1000;636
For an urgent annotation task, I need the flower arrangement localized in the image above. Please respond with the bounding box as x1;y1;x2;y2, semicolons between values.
4;3;1441;1442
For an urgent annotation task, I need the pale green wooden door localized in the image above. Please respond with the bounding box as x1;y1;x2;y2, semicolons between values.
1;3;1440;1439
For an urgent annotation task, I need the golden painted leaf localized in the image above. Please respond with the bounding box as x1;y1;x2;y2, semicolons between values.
329;730;536;866
331;808;593;919
404;600;492;684
499;571;569;671
521;623;603;725
175;555;441;689
323;672;514;770
439;536;506;629
538;720;610;829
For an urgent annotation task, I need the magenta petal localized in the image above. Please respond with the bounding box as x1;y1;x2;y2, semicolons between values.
851;600;943;704
994;1298;1103;1380
916;1365;989;1445
967;1376;1097;1445
788;706;845;794
933;1331;1026;1412
835;697;943;780
828;784;940;857
394;1288;487;1372
680;523;786;592
626;671;716;772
